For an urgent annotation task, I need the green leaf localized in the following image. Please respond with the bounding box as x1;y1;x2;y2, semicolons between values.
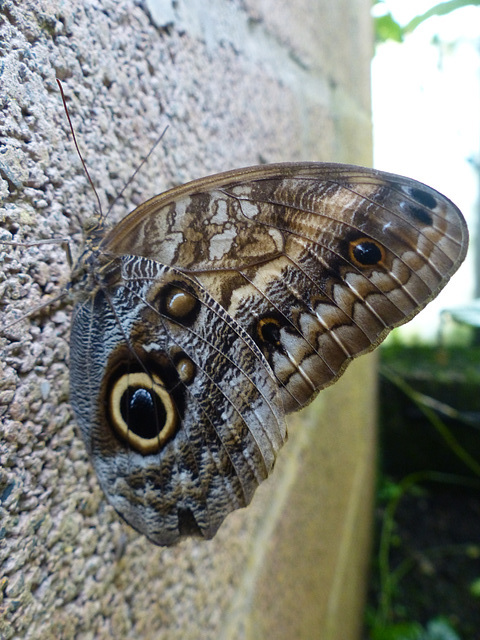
373;0;480;43
405;1;480;34
374;13;404;43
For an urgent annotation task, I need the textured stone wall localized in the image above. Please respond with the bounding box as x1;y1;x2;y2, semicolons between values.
0;1;374;638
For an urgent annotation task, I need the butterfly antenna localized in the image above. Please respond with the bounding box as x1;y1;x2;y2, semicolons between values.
105;124;169;219
56;79;104;223
1;289;70;334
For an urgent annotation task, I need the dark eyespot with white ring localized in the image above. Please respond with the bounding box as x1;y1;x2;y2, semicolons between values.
349;238;385;267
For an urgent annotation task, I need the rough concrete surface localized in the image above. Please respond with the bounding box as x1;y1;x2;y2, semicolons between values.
0;0;374;638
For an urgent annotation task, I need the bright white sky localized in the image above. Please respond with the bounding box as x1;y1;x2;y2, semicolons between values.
371;0;480;339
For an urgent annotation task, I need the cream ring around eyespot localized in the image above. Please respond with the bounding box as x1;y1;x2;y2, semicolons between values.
109;372;177;455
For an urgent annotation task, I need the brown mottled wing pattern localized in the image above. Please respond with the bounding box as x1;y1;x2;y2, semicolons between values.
70;162;467;545
102;163;468;412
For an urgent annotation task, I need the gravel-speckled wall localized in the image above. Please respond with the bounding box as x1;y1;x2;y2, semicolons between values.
0;1;374;638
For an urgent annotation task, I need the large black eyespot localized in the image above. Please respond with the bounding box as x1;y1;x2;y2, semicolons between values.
104;349;195;455
349;238;385;267
109;371;177;455
119;387;166;440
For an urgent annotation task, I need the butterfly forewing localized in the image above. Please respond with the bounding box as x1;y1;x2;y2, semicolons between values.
100;163;468;411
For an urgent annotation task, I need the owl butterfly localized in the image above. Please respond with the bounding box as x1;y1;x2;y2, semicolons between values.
65;160;468;546
7;96;468;547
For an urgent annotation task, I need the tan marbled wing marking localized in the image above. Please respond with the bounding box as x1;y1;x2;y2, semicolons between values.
100;163;468;411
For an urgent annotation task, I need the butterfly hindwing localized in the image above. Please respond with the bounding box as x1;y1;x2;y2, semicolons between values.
70;257;285;545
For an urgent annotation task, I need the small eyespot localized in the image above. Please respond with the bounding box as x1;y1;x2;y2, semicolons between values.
399;186;436;225
163;285;200;324
257;316;282;348
148;282;201;326
175;355;196;384
349;238;385;267
407;187;437;210
405;204;433;226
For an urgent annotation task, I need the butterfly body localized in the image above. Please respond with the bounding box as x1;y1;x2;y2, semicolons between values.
68;162;468;545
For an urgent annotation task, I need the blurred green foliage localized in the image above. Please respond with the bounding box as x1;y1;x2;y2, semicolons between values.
372;0;480;43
